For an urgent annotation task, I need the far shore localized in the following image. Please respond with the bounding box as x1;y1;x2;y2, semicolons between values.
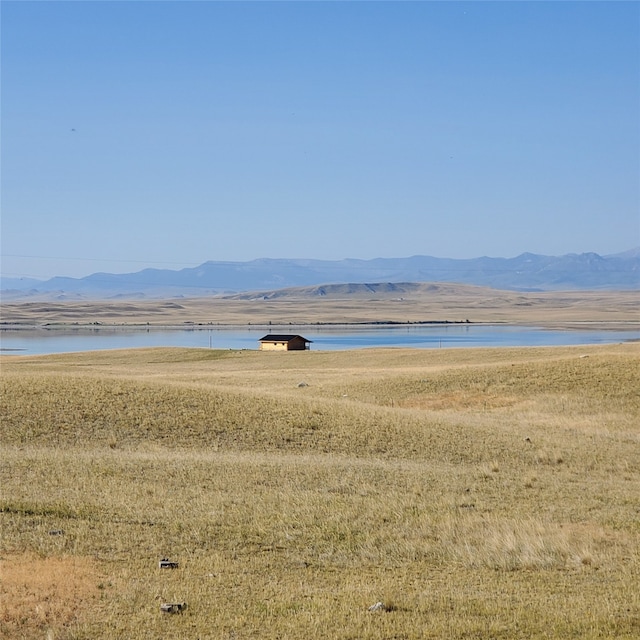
1;287;638;331
2;319;639;333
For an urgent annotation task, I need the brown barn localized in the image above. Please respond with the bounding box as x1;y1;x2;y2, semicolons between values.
258;335;312;351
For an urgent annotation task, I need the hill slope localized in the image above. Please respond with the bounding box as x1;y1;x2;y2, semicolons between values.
2;250;638;300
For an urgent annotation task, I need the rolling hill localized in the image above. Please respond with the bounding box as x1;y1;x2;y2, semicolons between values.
2;250;638;300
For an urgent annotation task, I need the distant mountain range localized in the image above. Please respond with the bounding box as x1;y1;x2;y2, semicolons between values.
2;250;639;300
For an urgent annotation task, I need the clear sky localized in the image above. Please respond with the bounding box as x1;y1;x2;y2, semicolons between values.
2;1;639;280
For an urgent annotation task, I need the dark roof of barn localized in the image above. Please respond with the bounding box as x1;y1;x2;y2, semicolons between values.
258;334;312;343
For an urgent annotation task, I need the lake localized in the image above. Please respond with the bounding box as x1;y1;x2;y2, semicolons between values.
1;325;638;355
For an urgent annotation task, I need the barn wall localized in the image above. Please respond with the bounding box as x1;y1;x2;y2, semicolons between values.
260;342;289;351
286;338;308;350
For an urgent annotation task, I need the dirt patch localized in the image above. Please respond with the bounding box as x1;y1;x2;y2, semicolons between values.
0;553;103;639
402;391;522;411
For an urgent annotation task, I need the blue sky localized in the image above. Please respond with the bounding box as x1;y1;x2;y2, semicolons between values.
2;1;639;279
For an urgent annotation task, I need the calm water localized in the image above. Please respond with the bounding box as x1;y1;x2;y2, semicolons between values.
1;325;638;355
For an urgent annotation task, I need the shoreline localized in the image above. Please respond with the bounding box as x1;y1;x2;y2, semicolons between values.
2;289;639;334
2;320;639;333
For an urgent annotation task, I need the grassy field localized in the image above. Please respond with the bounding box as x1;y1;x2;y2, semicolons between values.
1;342;639;638
2;285;639;328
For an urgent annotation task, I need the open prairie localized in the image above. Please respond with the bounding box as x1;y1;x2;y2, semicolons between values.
2;284;639;329
1;342;639;639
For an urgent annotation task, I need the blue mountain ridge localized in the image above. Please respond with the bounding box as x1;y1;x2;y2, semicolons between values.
2;250;638;298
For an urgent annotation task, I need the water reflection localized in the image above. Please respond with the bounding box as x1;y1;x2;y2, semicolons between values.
1;324;637;355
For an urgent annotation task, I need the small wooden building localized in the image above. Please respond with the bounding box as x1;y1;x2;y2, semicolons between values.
258;334;312;351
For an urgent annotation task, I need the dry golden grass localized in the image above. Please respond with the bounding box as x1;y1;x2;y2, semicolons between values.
1;342;639;638
0;554;102;639
2;285;639;328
